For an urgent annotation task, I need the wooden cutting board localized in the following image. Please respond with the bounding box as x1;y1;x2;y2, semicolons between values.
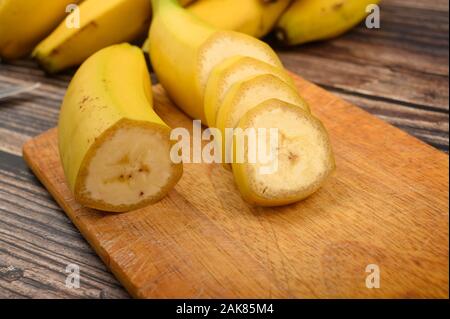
22;74;449;299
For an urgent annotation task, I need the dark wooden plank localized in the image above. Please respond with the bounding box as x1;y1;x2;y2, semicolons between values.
274;6;449;111
0;151;129;298
388;0;449;11
328;88;449;150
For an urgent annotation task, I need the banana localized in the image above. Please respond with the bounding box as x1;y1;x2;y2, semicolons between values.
58;43;182;212
188;0;292;38
276;0;381;46
33;0;152;73
0;0;81;60
232;100;335;206
149;0;283;123
204;55;296;127
142;0;290;54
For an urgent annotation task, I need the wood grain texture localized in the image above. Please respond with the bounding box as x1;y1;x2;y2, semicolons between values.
0;0;448;298
22;74;449;298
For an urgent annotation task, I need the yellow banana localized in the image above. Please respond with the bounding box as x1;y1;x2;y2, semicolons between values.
276;0;381;45
58;43;182;212
188;0;292;38
142;0;291;53
33;0;152;73
0;0;81;60
149;0;282;123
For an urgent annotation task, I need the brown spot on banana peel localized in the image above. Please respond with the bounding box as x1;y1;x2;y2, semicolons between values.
332;1;345;11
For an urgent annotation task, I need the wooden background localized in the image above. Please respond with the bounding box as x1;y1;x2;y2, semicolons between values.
0;0;448;298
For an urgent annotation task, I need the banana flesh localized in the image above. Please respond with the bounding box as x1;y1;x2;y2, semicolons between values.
215;74;309;135
204;55;296;127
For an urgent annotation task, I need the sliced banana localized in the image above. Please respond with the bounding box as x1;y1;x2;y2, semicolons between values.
232;99;335;206
58;44;182;212
204;55;296;127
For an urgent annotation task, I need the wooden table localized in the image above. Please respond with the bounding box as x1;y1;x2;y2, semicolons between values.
0;0;448;298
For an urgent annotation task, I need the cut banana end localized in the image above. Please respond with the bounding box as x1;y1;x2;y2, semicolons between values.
232;100;335;206
198;30;283;91
216;74;310;167
58;43;182;212
75;120;182;213
204;55;296;127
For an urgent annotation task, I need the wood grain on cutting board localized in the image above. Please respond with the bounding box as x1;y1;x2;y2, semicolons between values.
22;74;449;298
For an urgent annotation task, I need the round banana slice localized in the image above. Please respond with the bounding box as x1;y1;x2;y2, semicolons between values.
198;31;283;91
216;74;310;166
232;99;335;206
204;56;296;127
73;119;182;212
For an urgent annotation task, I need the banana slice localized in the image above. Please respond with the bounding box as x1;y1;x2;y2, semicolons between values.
204;56;296;127
216;74;310;134
198;31;283;91
232;100;335;206
58;43;182;212
215;74;310;165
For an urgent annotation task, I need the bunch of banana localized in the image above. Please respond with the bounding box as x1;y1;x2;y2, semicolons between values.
58;43;182;212
1;0;380;73
276;0;381;46
149;0;335;206
0;0;82;60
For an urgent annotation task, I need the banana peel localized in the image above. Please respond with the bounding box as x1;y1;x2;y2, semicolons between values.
0;0;82;60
